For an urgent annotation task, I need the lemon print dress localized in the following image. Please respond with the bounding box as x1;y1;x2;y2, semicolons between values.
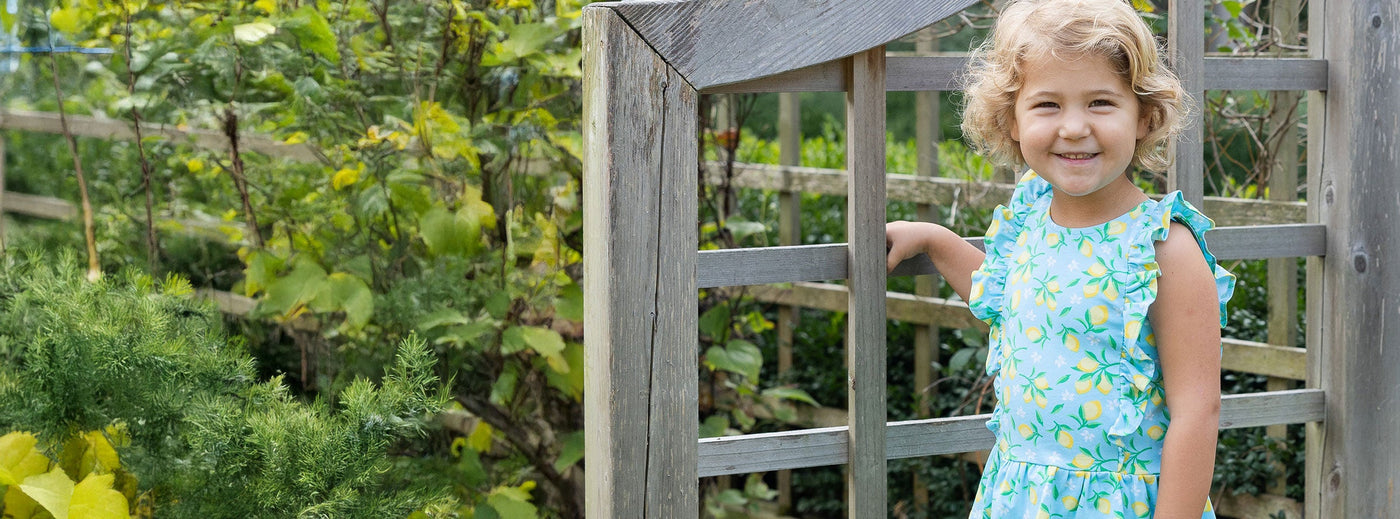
965;172;1235;519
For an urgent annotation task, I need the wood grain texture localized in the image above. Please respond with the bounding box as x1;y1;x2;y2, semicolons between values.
1302;0;1328;515
696;224;1321;288
707;162;1309;225
698;389;1323;476
602;0;975;89
704;56;1327;94
1314;0;1400;516
1220;339;1307;381
1168;0;1206;206
582;8;698;517
843;48;888;518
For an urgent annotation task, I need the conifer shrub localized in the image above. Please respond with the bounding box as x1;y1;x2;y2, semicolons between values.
0;255;451;517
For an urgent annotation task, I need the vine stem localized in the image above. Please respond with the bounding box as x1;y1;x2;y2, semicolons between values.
48;54;102;282
123;4;160;273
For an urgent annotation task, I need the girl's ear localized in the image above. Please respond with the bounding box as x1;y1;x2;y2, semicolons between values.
1010;117;1021;142
1136;106;1152;140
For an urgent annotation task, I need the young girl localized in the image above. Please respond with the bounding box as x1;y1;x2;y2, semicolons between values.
885;0;1235;516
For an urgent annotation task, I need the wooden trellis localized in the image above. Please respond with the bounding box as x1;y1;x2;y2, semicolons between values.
581;0;1399;517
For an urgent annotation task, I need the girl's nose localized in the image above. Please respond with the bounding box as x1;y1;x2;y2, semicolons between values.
1058;113;1091;139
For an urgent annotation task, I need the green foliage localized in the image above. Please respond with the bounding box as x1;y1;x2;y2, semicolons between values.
0;256;450;517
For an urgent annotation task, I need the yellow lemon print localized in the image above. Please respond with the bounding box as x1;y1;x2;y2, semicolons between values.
1108;221;1127;235
1046;233;1061;247
1018;424;1034;439
1018;250;1031;264
1089;305;1109;325
1147;425;1165;440
1026;327;1043;341
1035;394;1048;408
1065;334;1081;352
1087;261;1108;278
1062;496;1080;511
1017;231;1029;247
1145;333;1157;347
986;219;1001;237
1125;319;1142;339
1075;378;1093;394
1083;283;1100;298
1036;510;1050;519
1035;292;1045;306
1057;429;1074;448
970;282;984;301
1034;376;1050;390
1046;280;1060;292
1081;400;1103;421
1104;283;1120;301
1029;487;1039;504
1132;374;1150;389
1000;480;1013;493
1133;501;1150;517
1071;453;1095;469
1012;291;1022;309
1077;357;1100;372
1079;239;1093;257
1097;497;1113;515
1096;377;1113;394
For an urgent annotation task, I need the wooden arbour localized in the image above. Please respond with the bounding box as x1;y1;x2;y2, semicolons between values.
582;0;1400;517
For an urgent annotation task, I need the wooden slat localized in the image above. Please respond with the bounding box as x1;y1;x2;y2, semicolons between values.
843;47;888;519
1220;339;1307;381
582;8;698;517
705;56;1328;94
2;191;77;220
1168;0;1206;206
698;224;1323;288
698;389;1324;476
603;0;975;90
698;244;846;288
0;108;319;162
708;162;1309;226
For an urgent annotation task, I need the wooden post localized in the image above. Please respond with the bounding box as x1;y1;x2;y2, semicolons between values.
1308;0;1400;516
911;26;941;515
0;135;6;253
845;47;888;519
582;7;699;518
775;90;801;515
1168;0;1206;206
1265;0;1303;499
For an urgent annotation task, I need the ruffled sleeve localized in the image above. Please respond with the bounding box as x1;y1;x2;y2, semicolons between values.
968;171;1053;379
1110;191;1237;439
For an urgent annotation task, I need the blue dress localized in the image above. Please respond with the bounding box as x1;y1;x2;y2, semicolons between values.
965;172;1235;518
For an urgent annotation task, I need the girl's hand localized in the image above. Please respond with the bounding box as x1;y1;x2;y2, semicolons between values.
885;221;937;273
884;221;985;302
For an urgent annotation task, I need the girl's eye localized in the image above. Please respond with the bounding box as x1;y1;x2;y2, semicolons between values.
1090;99;1115;108
1034;101;1058;109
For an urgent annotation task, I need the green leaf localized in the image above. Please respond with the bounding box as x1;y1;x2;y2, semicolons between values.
949;346;978;371
233;22;277;44
761;386;820;407
489;364;519;406
284;6;340;64
49;7;84;34
319;273;374;329
552;431;584;473
482;21;561;66
714;488;746;506
698;304;731;341
259;259;328;319
20;467;74;519
555;281;583;322
1221;0;1244;18
704;340;762;381
699;415;729;438
486;485;538;519
724;219;767;241
544;342;584;399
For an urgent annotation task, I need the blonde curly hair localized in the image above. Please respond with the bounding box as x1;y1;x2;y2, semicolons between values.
961;0;1188;172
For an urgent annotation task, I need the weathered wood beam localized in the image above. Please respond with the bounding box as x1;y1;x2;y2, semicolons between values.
1168;0;1206;206
0;108;319;162
582;7;699;517
698;389;1324;476
600;0;976;90
704;56;1327;94
706;162;1309;226
1311;0;1400;515
697;224;1324;288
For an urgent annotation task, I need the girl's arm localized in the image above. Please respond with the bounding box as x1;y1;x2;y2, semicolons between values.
884;221;984;300
1149;222;1223;519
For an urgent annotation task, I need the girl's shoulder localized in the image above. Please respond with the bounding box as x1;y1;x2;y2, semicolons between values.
1130;191;1237;325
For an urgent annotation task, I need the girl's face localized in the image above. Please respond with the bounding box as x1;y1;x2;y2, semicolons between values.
1010;52;1149;210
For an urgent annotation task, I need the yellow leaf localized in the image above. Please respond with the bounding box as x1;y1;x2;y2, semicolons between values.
50;7;83;34
185;158;204;173
283;131;308;144
5;486;41;518
70;473;129;519
233;22;276;44
0;432;49;486
332;167;361;190
467;421;493;453
253;0;277;14
20;467;75;519
81;430;120;473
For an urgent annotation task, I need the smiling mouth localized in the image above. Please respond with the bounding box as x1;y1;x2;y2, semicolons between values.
1056;153;1098;160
